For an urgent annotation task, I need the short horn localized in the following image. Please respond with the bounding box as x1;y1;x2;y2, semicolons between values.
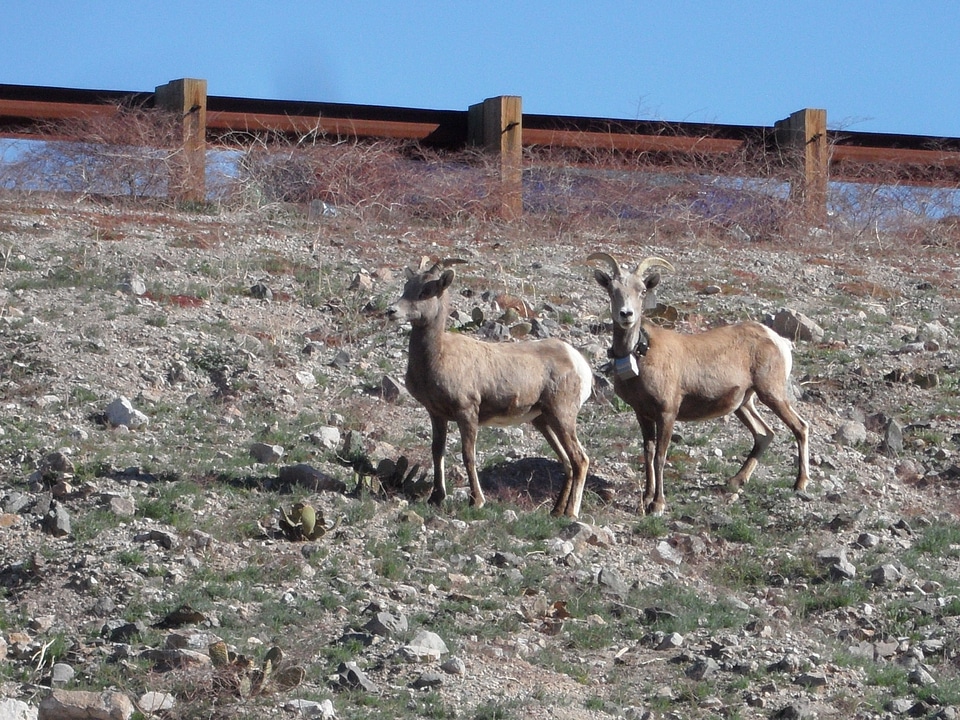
634;257;675;277
586;252;621;279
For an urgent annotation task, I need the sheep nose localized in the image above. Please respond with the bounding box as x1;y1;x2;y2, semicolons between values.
619;308;634;320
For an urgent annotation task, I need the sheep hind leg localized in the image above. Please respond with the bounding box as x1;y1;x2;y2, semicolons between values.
762;397;811;492
729;396;773;490
456;418;486;508
535;417;589;519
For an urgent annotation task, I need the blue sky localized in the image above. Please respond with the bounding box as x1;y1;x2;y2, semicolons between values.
3;1;959;138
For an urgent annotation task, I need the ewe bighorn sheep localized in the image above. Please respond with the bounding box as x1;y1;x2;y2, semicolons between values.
386;261;593;518
588;252;810;516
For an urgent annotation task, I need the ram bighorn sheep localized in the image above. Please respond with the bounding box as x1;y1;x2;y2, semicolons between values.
386;262;593;518
588;252;810;516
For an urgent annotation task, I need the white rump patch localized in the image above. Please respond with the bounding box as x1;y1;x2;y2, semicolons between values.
761;325;794;377
563;344;594;407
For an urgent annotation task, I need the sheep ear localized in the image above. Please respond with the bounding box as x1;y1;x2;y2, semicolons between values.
439;268;456;289
642;272;661;310
593;268;612;288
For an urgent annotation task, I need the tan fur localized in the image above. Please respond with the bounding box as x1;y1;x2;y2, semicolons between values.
387;264;592;518
591;253;810;516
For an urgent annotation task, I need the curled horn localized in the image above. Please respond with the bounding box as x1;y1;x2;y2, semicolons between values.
586;252;622;279
633;257;676;277
421;257;468;274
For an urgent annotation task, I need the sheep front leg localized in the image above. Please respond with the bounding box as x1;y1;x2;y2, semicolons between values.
637;416;657;515
647;415;676;516
428;414;449;506
457;417;486;508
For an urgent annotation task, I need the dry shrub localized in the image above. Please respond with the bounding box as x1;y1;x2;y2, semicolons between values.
3;108;959;251
4;106;183;201
522;144;798;244
230;138;501;222
826;147;960;252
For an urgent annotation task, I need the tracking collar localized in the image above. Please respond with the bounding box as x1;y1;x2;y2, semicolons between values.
607;326;650;359
607;326;649;380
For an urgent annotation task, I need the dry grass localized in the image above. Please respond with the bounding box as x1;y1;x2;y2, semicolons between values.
1;111;959;260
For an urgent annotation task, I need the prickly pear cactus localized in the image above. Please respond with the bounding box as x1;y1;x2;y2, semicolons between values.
279;501;341;541
208;642;304;698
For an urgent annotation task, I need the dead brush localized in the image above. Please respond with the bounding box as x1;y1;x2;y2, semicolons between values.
230;135;500;221
14;105;183;201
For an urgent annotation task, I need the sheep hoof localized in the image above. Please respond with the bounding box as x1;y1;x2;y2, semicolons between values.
428;491;446;506
726;476;747;491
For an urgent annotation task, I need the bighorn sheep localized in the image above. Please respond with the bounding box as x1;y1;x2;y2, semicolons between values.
386;262;593;518
588;252;810;516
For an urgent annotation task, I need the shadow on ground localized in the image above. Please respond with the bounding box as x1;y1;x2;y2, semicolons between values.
478;456;617;513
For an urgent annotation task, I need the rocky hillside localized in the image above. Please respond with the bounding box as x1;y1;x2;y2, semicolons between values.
0;194;958;719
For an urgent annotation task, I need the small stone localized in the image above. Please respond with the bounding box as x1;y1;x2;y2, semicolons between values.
0;698;33;720
410;671;443;690
250;442;284;464
295;370;317;389
106;495;136;517
138;691;176;713
51;662;75;686
686;657;720;680
38;689;135;720
657;632;684;650
597;567;630;598
882;417;904;454
349;272;373;292
652;540;682;566
559;522;616;550
278;464;347;493
364;612;408;638
794;671;828;688
870;564;903;586
44;505;71;537
771;699;815;719
309;426;341;451
380;375;406;402
440;657;466;675
771;308;824;342
105;396;149;429
833;420;866;446
401;630;448;662
336;662;379;693
284;698;337;719
39;451;74;480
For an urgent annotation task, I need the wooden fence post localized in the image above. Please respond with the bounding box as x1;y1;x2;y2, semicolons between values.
469;96;523;220
155;78;207;203
775;108;828;222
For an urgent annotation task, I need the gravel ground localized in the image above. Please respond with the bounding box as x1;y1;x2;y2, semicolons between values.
0;195;959;719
